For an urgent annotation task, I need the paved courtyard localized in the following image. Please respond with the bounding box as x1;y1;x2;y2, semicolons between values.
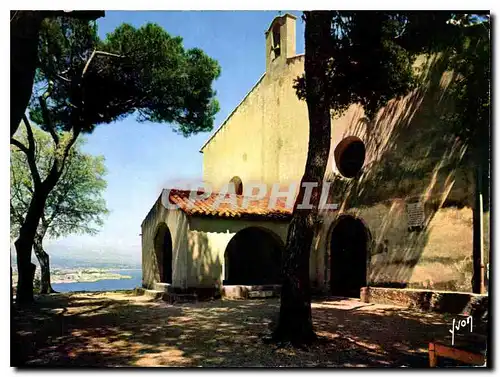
11;291;485;367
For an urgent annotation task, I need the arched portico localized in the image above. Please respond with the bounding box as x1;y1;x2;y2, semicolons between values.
224;226;284;285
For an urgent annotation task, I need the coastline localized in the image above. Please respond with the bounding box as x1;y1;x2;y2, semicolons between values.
51;269;135;284
13;267;141;286
51;269;142;292
51;274;132;284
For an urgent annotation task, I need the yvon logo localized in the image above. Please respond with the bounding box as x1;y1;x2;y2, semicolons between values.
449;316;473;346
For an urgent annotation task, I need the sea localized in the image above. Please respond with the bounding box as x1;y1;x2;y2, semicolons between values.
51;269;142;293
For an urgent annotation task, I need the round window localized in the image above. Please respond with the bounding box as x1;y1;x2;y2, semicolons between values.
334;136;366;178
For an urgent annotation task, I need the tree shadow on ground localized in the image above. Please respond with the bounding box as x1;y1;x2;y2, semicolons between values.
12;293;488;367
311;298;487;367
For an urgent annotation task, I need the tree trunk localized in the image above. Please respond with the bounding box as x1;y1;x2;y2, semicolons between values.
14;190;49;305
471;115;489;294
471;86;490;293
272;212;318;345
33;233;55;294
271;11;333;345
471;164;484;294
10;11;44;137
14;123;80;304
11;266;14;304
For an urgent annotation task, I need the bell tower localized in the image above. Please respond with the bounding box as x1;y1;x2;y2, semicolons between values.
265;13;297;73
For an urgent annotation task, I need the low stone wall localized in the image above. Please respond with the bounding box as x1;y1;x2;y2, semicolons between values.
361;286;488;319
137;285;282;301
221;285;281;299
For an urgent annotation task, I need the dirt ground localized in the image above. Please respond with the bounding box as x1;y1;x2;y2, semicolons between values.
11;291;487;367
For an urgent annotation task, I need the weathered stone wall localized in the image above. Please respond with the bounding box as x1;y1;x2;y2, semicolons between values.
364;287;488;319
313;54;490;292
312;205;490;293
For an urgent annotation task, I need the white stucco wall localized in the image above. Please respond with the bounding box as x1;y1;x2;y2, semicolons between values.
141;196;190;289
187;217;289;288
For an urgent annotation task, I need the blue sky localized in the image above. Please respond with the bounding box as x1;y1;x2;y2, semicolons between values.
45;11;305;263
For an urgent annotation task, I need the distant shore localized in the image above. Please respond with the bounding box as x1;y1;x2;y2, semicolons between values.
51;272;132;284
12;267;140;285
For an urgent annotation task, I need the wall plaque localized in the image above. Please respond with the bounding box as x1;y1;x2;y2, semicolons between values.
407;200;425;231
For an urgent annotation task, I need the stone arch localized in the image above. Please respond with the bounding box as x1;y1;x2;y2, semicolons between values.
334;136;366;178
153;223;173;284
224;227;284;285
229;176;243;195
328;215;371;297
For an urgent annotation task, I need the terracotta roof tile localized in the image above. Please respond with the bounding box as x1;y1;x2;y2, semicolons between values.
164;189;293;220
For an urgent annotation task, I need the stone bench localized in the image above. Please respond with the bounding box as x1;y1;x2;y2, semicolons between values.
360;286;488;317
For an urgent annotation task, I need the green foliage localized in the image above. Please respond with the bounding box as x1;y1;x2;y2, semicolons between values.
395;12;457;53
10;124;109;239
440;15;490;204
441;16;490;150
294;12;488;121
300;12;490;208
295;12;414;119
101;23;221;136
30;18;221;136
